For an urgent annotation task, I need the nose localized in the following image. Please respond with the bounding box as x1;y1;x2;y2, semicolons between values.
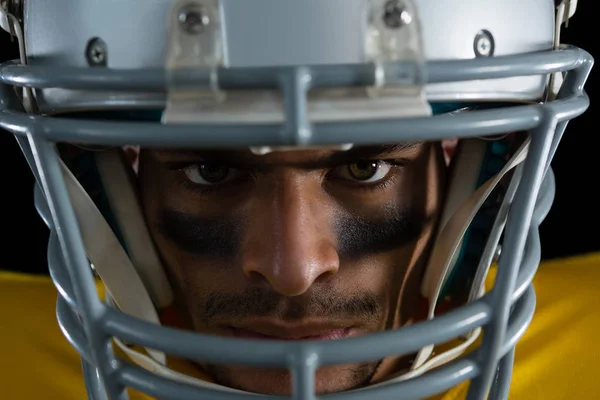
242;178;339;296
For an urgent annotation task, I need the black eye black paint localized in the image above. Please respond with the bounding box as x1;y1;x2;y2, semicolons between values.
158;209;245;258
158;206;426;260
334;207;427;260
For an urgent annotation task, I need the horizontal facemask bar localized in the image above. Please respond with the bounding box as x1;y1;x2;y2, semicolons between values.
0;46;588;91
0;46;592;148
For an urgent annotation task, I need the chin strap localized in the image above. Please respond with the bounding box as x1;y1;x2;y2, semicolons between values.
93;149;174;308
60;160;166;366
556;0;577;32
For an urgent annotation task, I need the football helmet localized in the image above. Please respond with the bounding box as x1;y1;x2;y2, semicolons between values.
0;0;593;399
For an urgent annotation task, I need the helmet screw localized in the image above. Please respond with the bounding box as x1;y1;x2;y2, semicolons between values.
178;4;210;34
474;30;495;57
382;0;412;29
85;37;107;67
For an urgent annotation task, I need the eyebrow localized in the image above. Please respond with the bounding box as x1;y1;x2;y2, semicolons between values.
154;143;423;170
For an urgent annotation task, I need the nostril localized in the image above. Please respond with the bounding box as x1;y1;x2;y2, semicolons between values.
245;270;269;286
315;269;337;283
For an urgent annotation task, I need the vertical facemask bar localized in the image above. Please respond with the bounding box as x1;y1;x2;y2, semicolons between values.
487;347;516;400
0;80;109;397
544;56;594;179
518;177;552;294
56;291;92;360
466;109;558;399
544;45;594;179
280;67;312;146
26;134;129;400
81;359;110;400
291;350;318;400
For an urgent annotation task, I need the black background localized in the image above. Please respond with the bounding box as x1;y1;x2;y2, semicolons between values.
0;5;598;275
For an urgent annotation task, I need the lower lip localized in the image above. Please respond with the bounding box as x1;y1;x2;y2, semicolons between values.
231;327;354;341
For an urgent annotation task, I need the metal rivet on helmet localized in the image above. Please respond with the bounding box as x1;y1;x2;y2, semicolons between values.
85;37;108;67
383;0;413;29
178;4;210;34
474;29;495;57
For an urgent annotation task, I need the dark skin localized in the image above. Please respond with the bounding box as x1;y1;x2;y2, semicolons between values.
136;142;447;394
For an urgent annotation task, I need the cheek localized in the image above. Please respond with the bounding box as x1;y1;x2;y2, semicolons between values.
137;159;244;299
144;215;250;302
175;257;244;305
147;232;255;330
335;252;409;300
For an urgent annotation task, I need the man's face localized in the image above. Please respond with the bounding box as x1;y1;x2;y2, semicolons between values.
137;142;446;394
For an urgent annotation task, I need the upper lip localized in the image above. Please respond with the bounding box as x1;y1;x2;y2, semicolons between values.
228;321;354;339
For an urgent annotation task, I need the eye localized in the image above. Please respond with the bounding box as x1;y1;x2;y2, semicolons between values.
336;161;393;183
182;164;238;185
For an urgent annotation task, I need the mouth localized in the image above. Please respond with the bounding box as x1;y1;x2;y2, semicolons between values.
228;325;357;341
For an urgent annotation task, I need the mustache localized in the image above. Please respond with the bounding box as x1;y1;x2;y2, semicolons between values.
195;287;383;323
157;206;426;260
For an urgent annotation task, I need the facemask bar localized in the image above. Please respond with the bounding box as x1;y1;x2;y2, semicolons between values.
0;45;593;400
